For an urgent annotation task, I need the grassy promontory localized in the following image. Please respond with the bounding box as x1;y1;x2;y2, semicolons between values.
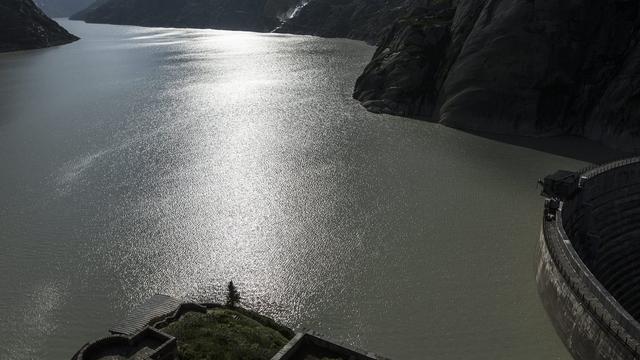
162;307;293;360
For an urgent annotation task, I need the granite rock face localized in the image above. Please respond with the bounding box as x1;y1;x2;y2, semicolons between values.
264;0;300;19
353;6;454;117
0;0;79;52
355;0;640;152
71;0;297;32
275;0;429;44
35;0;94;17
71;0;426;44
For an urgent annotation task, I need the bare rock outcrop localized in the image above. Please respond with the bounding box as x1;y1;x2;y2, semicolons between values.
275;0;438;44
354;0;640;152
71;0;433;45
71;0;283;32
0;0;78;52
353;6;454;116
35;0;94;17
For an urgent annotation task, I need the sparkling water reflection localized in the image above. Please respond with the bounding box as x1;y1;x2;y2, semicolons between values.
0;20;584;360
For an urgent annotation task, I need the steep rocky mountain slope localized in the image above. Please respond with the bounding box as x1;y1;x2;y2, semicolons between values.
70;0;419;44
35;0;94;17
275;0;428;44
0;0;78;52
70;0;299;32
354;0;640;152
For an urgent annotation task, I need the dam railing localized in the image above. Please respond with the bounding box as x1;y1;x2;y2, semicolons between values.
578;157;640;181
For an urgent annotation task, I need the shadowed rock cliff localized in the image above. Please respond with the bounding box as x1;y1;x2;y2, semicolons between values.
71;0;422;44
354;0;640;152
35;0;94;17
275;0;431;44
70;0;298;32
0;0;79;52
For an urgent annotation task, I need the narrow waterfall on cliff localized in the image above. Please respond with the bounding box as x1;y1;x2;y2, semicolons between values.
273;0;310;32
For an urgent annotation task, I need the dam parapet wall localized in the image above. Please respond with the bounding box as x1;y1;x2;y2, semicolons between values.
537;157;640;360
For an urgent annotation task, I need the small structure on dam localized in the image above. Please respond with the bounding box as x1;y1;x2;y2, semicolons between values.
537;157;640;360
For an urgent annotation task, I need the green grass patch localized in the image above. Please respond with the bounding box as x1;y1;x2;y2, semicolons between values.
163;308;291;360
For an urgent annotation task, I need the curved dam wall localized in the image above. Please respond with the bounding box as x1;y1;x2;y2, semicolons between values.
564;160;640;320
537;158;640;360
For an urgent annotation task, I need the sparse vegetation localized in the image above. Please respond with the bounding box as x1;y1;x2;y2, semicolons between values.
163;308;290;360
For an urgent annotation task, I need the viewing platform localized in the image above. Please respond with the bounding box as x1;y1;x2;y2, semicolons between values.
72;295;388;360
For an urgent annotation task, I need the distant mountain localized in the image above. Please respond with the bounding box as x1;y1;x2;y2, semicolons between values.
68;0;107;20
35;0;95;17
70;0;411;43
0;0;78;52
70;0;298;32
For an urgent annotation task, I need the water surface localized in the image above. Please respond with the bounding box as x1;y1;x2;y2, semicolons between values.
0;20;587;360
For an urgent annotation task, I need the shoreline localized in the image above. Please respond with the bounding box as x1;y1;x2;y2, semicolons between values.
73;296;387;360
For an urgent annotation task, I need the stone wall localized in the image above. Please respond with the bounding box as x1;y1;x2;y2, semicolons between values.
537;157;640;360
271;332;387;360
73;327;177;360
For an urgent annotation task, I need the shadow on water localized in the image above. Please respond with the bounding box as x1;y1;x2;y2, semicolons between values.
462;130;634;165
365;108;631;165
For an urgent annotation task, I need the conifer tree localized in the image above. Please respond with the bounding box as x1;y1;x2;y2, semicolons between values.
226;281;240;308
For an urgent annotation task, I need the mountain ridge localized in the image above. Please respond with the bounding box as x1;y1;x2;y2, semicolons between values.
0;0;79;52
35;0;94;17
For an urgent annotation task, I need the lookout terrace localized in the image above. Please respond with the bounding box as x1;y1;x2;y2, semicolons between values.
537;157;640;360
71;294;387;360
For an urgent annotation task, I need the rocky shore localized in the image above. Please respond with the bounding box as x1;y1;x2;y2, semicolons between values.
354;0;640;152
0;0;78;52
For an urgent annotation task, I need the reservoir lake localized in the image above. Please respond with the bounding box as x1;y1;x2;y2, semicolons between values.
0;19;598;360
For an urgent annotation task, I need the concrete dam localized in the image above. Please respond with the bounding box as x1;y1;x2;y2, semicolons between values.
537;157;640;360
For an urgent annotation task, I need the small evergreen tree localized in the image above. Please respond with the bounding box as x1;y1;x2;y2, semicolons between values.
226;281;241;308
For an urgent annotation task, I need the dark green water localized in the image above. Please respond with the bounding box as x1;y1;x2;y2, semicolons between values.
0;19;591;360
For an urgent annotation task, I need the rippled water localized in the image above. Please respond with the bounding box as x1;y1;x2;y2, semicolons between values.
0;20;590;360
